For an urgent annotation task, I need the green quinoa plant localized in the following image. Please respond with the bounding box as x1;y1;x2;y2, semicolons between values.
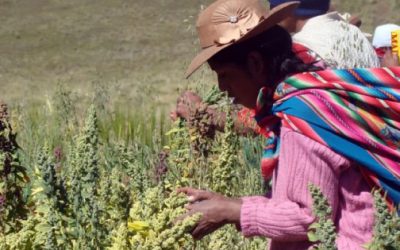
10;84;397;249
0;216;37;250
68;105;105;249
208;225;241;250
91;80;111;117
164;86;225;183
365;190;400;250
307;183;337;250
33;145;67;211
243;236;269;250
128;185;200;250
160;88;266;249
116;143;151;193
98;167;131;237
164;119;192;183
30;145;70;249
108;222;130;250
0;146;69;250
208;225;267;250
211;102;239;196
202;85;225;105
51;83;78;132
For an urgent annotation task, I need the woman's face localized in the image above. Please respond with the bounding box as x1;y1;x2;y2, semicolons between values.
208;60;265;109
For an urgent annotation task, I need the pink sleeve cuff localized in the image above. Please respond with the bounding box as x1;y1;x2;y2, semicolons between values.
239;195;315;240
240;196;268;237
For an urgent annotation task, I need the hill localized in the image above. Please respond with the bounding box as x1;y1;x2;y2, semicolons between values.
0;0;399;109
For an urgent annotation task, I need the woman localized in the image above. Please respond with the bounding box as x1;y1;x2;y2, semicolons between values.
372;23;400;67
271;0;379;70
180;0;400;249
172;0;380;136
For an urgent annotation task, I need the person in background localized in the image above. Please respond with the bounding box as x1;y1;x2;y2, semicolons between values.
177;0;400;249
270;0;379;69
171;0;380;134
372;23;400;67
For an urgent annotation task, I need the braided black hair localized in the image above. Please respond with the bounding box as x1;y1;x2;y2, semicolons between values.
209;25;321;86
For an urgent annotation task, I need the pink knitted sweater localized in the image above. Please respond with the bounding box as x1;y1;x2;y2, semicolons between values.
240;127;375;250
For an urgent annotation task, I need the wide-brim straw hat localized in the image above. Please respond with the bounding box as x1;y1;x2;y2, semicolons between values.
185;0;300;78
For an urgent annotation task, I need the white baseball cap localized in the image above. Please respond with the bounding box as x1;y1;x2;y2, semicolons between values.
372;23;400;48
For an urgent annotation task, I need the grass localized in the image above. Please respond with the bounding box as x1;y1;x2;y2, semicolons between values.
333;0;400;33
2;0;399;112
0;0;214;109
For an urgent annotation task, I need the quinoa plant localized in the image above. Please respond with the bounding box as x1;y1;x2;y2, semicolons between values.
307;183;337;250
207;224;267;250
116;143;151;193
108;222;130;250
51;83;79;141
68;105;104;249
187;102;216;159
30;145;70;249
0;216;37;249
365;190;400;250
164;119;192;182
98;167;130;238
128;186;200;250
34;145;67;211
0;101;29;234
202;85;225;105
10;86;400;249
211;103;239;196
0;144;67;249
208;225;241;250
165;86;225;183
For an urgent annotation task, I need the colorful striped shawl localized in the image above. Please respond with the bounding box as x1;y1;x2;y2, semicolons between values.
255;67;400;207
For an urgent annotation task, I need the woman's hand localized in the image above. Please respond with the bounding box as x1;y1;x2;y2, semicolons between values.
170;91;203;121
178;187;242;240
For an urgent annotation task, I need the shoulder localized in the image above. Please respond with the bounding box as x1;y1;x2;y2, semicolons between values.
279;127;351;173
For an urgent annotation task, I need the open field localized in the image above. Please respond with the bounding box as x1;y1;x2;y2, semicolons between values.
0;0;214;109
1;0;400;110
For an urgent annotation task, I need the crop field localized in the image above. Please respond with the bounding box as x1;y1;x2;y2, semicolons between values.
0;88;399;249
0;87;272;249
1;0;400;249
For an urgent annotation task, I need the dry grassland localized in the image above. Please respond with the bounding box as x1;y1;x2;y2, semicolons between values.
0;0;399;110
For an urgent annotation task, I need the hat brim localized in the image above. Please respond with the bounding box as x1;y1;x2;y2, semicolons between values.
185;1;300;78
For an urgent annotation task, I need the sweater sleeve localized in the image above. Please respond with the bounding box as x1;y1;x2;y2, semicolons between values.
240;128;349;241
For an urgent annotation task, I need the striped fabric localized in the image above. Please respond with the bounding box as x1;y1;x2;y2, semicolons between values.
255;67;400;208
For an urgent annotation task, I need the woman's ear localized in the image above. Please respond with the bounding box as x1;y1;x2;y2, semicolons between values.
246;51;265;79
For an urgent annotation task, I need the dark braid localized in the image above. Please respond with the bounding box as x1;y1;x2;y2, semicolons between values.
209;25;321;86
279;54;321;78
